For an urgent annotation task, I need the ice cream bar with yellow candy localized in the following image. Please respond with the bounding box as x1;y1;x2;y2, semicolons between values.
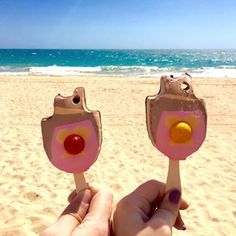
146;73;207;192
41;87;102;192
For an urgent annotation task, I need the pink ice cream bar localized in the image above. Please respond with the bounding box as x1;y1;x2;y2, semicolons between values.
146;74;207;160
41;87;102;173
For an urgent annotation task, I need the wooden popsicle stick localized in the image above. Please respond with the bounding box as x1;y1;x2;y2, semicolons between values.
165;159;181;193
73;172;88;193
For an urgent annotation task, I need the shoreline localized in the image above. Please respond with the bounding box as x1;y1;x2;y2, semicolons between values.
1;72;236;79
1;73;236;79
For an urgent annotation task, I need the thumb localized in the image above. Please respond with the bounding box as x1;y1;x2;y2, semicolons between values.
150;189;181;228
62;189;92;218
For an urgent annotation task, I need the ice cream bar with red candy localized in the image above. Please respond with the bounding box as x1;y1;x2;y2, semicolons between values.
145;73;207;192
41;87;102;192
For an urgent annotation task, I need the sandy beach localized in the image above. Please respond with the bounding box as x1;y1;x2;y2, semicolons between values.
0;74;235;236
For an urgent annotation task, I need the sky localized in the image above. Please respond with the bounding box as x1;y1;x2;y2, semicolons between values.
0;0;236;49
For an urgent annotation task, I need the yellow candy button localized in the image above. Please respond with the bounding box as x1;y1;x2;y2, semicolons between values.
170;122;192;144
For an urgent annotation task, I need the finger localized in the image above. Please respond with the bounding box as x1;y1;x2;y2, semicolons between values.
88;183;99;191
150;189;181;228
45;189;91;236
86;187;113;220
71;188;113;236
179;198;189;210
114;180;165;224
68;190;77;203
67;183;101;203
132;180;165;201
151;201;187;231
174;212;186;230
127;180;166;216
150;196;188;220
174;198;189;230
151;202;188;230
113;180;166;236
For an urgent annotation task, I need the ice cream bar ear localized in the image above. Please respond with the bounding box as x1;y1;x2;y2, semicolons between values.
52;87;89;115
158;73;195;97
41;87;102;173
146;74;207;160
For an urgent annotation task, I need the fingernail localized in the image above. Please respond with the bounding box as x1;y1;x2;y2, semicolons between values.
169;189;181;204
182;225;187;230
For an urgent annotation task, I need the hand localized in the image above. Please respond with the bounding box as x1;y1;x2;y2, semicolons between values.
41;184;113;236
113;180;189;236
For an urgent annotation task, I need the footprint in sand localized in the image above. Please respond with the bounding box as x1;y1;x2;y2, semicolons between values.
24;191;40;201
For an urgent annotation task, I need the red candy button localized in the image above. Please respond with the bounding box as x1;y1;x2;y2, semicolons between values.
64;134;85;155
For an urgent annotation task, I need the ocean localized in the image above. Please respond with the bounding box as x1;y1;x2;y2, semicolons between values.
0;49;236;77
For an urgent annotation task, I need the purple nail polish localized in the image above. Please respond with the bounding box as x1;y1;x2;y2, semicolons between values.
169;189;181;204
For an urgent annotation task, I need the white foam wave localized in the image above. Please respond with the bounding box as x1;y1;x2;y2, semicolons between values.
0;65;236;77
28;65;102;75
0;66;29;75
186;67;236;78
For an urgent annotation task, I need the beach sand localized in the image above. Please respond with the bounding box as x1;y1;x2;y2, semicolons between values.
0;75;236;235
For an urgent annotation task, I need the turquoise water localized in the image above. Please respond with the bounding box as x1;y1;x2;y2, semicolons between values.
0;49;236;77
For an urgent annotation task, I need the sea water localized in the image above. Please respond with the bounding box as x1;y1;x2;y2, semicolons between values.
0;49;236;77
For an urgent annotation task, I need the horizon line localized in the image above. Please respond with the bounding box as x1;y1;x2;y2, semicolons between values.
0;48;236;50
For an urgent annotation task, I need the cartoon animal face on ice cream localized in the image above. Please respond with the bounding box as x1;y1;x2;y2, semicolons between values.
145;74;207;160
41;87;102;173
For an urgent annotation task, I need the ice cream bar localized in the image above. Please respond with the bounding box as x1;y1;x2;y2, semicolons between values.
146;73;207;160
41;87;102;174
145;74;207;194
